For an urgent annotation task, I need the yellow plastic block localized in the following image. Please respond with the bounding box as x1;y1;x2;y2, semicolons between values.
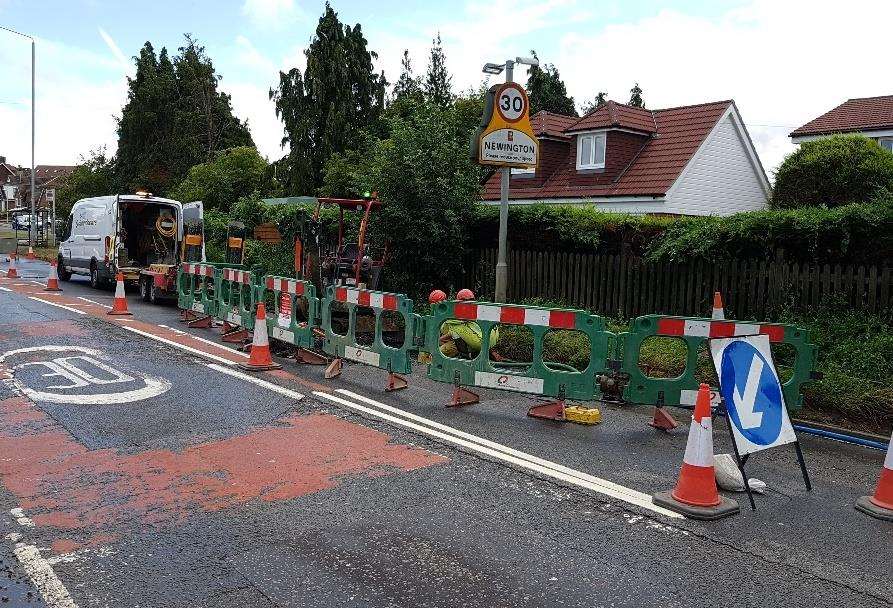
564;405;602;425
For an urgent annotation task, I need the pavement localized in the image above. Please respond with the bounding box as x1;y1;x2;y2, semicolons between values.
0;256;890;608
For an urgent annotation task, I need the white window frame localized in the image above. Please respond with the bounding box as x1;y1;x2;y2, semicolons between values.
576;131;607;170
878;137;893;153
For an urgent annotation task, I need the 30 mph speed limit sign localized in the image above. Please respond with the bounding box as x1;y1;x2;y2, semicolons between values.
474;81;539;168
496;83;528;123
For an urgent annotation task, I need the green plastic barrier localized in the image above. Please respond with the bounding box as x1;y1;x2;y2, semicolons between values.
320;285;416;375
261;276;320;350
424;300;610;401
621;314;818;409
177;263;218;317
216;267;260;330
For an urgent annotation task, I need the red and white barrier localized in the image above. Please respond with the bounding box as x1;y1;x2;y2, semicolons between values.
334;287;398;311
657;318;785;342
453;302;577;329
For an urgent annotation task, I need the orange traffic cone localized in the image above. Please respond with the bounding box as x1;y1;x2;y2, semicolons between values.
44;261;62;291
711;291;725;320
653;383;739;520
856;430;893;521
238;303;282;371
107;272;132;316
26;245;35;260
5;252;18;278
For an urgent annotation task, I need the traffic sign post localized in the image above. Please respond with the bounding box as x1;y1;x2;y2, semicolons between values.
710;334;811;509
472;59;540;302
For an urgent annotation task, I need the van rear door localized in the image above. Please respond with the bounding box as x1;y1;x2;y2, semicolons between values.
181;201;205;262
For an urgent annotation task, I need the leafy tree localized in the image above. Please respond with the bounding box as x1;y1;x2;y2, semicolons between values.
525;51;576;116
773;135;893;208
168;146;275;212
424;33;453;107
269;3;387;194
392;49;422;104
581;92;607;115
57;148;117;216
628;82;645;108
368;103;482;297
116;37;253;195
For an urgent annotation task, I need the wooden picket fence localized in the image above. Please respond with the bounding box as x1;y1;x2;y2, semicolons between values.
465;249;893;318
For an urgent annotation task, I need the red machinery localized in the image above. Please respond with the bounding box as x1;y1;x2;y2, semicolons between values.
301;196;387;291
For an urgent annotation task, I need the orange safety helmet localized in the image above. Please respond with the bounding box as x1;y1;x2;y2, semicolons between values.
428;289;447;304
456;288;475;301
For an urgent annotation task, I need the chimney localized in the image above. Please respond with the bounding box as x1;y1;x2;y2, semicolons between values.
0;156;5;164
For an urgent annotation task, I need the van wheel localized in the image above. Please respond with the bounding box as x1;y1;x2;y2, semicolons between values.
57;256;71;281
89;263;102;289
139;278;151;302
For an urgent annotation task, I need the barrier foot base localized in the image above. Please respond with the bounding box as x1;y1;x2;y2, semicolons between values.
855;495;893;521
528;399;566;421
386;373;408;392
448;386;479;408
180;309;200;322
648;406;679;431
295;348;328;365
325;358;343;379
187;315;213;329
221;327;250;343
652;491;740;521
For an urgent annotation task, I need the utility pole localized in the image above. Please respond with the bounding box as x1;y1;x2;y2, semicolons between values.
481;56;538;302
494;60;514;303
1;26;36;251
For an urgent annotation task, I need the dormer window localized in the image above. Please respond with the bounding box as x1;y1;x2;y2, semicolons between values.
577;132;606;170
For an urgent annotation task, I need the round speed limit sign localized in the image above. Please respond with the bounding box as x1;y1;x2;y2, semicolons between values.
495;83;528;123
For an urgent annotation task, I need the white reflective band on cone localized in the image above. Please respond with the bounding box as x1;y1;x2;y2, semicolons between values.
682;417;714;468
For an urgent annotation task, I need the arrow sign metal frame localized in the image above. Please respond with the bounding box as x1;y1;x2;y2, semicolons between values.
710;334;811;509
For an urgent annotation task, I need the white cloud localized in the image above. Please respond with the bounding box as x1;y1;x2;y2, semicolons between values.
224;81;287;161
0;34;126;166
241;0;303;30
552;0;893;175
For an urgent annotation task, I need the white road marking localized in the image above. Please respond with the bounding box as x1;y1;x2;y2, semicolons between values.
116;325;238;365
317;390;682;519
28;297;86;315
13;542;79;608
207;363;304;400
10;507;35;527
0;286;12;292
5;532;22;542
76;296;112;309
159;325;250;358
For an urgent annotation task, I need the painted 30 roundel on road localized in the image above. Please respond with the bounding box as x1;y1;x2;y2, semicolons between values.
720;340;784;445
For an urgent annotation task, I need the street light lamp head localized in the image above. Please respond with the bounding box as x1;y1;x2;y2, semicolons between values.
515;56;539;67
482;62;504;75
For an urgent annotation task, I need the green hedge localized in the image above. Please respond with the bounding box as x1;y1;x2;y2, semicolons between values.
773;135;893;209
465;199;893;266
646;199;893;264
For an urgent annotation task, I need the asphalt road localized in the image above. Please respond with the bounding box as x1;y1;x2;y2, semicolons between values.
0;257;890;608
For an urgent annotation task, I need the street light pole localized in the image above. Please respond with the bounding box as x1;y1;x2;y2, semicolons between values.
494;60;514;303
0;26;36;251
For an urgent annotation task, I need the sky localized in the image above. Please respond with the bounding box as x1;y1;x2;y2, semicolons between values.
0;0;890;179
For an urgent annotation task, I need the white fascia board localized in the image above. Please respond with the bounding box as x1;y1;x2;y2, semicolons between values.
792;128;893;144
481;196;668;214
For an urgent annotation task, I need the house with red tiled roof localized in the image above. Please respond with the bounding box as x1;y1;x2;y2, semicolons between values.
483;99;770;216
790;95;893;153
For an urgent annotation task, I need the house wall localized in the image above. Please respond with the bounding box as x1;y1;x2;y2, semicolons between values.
665;114;768;216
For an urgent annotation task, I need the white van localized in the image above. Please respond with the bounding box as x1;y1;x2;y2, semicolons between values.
58;193;204;297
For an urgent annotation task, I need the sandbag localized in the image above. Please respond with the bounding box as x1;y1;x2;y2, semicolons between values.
714;453;767;494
